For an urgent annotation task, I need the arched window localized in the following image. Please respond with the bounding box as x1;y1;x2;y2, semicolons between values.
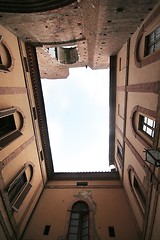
68;201;89;240
134;4;160;68
0;37;12;72
130;105;156;148
144;26;160;57
128;165;146;214
8;163;34;211
0;107;24;149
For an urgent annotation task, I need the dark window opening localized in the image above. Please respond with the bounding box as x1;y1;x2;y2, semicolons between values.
57;46;78;64
0;108;23;149
43;225;51;235
144;26;160;56
139;115;155;138
40;150;44;161
0;40;12;72
32;107;37;120
119;58;121;71
0;55;2;64
117;140;123;166
23;57;29;72
128;166;146;214
77;182;88;186
8;172;27;203
8;164;33;211
0;114;16;138
108;226;115;237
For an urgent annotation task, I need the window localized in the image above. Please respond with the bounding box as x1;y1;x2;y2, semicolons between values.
77;182;88;186
8;164;33;211
32;107;37;120
0;114;16;137
40;150;44;161
108;226;115;237
23;57;29;72
119;58;122;71
43;225;51;235
130;105;156;147
139;115;155;138
0;107;23;149
144;26;160;56
0;37;12;72
128;166;146;214
133;177;146;208
68;201;89;240
117;140;123;167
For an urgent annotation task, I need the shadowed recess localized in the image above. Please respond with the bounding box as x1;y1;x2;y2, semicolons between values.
0;0;76;13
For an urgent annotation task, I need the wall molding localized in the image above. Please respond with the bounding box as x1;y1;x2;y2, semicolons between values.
117;81;160;93
0;136;35;171
0;87;26;95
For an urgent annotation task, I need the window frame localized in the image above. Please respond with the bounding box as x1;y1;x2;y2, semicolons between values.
67;201;89;240
144;26;160;57
138;114;155;138
0;107;23;149
0;36;12;72
7;164;33;212
128;166;146;215
130;105;156;148
116;140;123;167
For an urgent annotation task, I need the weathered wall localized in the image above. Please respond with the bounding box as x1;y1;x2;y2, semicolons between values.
0;0;158;78
23;180;139;240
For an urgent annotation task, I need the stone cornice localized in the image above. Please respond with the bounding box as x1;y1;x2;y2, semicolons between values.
51;171;119;181
26;43;54;179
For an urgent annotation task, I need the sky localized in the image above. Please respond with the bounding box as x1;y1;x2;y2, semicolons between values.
41;67;110;172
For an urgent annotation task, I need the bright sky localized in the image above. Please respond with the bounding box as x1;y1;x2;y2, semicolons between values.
41;67;110;172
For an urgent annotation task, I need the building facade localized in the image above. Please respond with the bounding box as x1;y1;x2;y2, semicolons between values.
0;1;160;239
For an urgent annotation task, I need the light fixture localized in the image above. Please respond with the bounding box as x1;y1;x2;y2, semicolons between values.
145;149;160;167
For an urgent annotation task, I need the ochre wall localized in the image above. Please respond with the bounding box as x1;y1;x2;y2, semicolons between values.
0;25;46;238
23;180;139;240
115;2;160;239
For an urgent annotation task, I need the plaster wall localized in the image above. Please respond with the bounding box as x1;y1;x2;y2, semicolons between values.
0;24;46;238
23;182;139;240
123;144;146;232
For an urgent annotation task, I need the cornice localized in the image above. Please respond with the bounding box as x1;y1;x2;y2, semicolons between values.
25;44;120;181
25;43;54;179
51;171;120;181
